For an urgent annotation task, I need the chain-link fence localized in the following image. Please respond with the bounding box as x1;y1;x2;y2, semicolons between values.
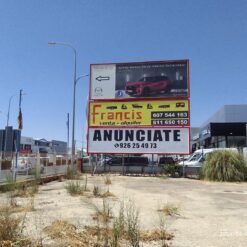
0;151;202;182
82;154;164;176
81;154;198;177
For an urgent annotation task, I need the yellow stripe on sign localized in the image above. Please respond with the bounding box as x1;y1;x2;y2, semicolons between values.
89;100;189;127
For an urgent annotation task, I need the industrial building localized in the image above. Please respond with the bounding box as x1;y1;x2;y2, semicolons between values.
20;136;67;155
191;105;247;152
0;126;67;156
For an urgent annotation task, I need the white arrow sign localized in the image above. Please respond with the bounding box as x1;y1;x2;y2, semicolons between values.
91;64;116;99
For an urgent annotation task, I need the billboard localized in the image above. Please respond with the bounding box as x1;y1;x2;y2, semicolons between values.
90;60;189;100
88;127;190;154
89;99;189;127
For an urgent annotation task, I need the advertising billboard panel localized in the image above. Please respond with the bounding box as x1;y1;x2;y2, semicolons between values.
90;60;189;100
88;127;190;154
89;99;189;127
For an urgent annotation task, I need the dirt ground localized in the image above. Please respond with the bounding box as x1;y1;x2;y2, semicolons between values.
1;175;247;247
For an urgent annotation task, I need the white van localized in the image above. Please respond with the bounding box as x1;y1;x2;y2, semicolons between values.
178;148;238;167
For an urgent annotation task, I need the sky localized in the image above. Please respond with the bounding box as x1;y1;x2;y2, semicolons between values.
0;0;246;148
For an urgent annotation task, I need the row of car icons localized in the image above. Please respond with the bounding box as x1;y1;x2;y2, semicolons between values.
105;102;186;110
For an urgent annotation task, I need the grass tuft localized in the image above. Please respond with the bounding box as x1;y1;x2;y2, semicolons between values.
0;205;31;246
158;203;180;216
93;185;101;197
65;180;84;196
104;174;112;185
202;150;247;182
66;166;81;180
91;198;113;224
126;200;140;247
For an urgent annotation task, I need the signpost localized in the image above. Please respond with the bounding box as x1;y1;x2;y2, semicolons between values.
87;60;190;155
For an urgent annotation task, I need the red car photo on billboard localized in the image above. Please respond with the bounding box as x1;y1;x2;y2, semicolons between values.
125;75;172;97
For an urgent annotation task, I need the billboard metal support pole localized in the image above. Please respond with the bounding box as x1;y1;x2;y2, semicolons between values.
14;140;17;181
245;124;247;147
89;154;92;175
122;154;124;175
36;151;41;180
152;154;154;176
182;155;185;178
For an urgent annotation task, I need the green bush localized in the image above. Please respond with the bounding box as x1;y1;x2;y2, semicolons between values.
202;150;247;182
163;164;179;177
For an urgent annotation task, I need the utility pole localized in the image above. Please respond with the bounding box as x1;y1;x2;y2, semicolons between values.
14;89;23;181
18;89;23;130
19;90;22;110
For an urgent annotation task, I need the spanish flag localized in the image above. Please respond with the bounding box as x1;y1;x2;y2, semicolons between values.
18;109;23;130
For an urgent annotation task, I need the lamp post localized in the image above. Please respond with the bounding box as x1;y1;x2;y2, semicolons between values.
48;41;88;167
7;94;17;127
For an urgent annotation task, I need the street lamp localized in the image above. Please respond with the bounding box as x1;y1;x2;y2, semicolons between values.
7;94;17;126
48;41;88;166
76;74;89;84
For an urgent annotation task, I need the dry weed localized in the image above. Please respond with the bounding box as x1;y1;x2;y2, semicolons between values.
58;175;65;182
44;198;174;247
44;220;108;247
92;184;115;198
93;185;101;197
13;182;39;198
104;174;112;185
91;199;113;224
65;180;84;196
140;229;174;242
0;202;34;214
158;203;180;216
0;205;31;246
66;166;81;180
101;191;115;198
126;200;140;247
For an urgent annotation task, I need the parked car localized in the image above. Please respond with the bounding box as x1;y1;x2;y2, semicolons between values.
106;156;149;166
106;157;122;166
125;76;171;97
158;156;175;166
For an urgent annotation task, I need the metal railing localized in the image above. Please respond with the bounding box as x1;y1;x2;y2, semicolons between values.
0;151;71;184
